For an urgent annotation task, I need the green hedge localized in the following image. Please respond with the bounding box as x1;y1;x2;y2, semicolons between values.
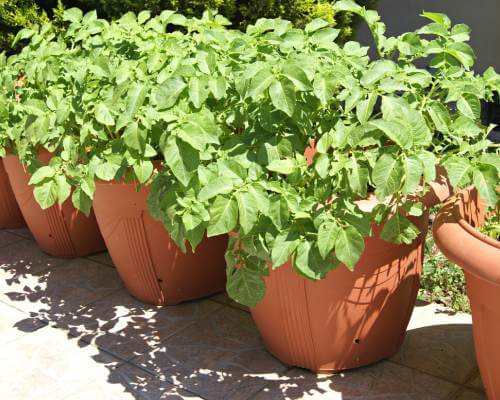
0;0;49;52
0;0;378;53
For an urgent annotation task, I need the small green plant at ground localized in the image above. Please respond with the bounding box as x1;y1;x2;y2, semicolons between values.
419;234;470;313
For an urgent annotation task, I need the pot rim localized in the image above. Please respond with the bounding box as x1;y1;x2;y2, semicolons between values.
452;189;500;250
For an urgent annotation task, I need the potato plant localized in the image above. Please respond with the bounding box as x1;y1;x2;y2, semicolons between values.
0;1;498;306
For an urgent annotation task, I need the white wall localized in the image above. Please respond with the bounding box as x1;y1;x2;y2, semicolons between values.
356;0;500;72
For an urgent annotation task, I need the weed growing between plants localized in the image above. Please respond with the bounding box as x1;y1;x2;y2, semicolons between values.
419;234;470;313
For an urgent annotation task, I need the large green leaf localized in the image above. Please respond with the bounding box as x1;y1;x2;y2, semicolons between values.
198;177;234;201
226;266;266;308
152;77;186;109
271;229;299;268
236;191;260;234
335;226;365;270
370;119;411;148
372;153;403;199
269;79;296;117
207;195;238;237
95;103;115;126
473;165;498;207
163;136;199;186
380;213;420;245
318;220;340;259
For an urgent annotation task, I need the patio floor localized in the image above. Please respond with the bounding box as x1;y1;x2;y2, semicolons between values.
0;228;486;400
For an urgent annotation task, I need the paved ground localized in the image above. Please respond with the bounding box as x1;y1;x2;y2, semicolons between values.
0;228;486;400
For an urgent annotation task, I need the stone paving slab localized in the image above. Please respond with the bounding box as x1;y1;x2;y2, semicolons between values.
0;235;487;400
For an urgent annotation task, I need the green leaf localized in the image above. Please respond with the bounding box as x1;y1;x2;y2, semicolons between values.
72;189;92;216
163;136;199;186
360;60;397;87
428;102;451;133
152;77;186;109
236;191;260;234
313;73;336;105
29;166;55;185
370;119;411;148
335;226;365;271
267;159;296;175
356;93;377;124
33;181;58;209
64;8;83;23
305;18;330;32
310;28;340;46
177;111;220;151
473;165;498;207
125;83;148;120
269;80;295;117
373;153;403;199
293;240;332;280
403;155;424;195
446;42;475;68
282;63;311;91
380;213;420;245
133;160;154;184
198;177;234;201
207;195;238;237
248;68;274;99
457;94;481;120
209;76;227;100
314;153;330;179
444;157;472;187
271;229;299;268
55;175;71;205
123;121;146;153
226;266;265;308
349;158;368;196
95;103;115;126
421;12;451;27
318;220;340;259
417;150;436;182
188;77;209;109
95;162;120;181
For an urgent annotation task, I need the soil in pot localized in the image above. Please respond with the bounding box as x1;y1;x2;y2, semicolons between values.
2;151;106;258
433;189;500;399
93;180;227;306
251;206;429;372
0;158;25;229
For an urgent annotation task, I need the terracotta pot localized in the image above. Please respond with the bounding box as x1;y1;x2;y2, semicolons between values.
93;180;227;305
433;188;500;399
2;151;105;258
0;158;25;229
251;207;429;372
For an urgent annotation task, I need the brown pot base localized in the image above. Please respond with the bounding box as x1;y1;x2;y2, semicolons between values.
251;211;429;372
3;153;105;258
93;180;227;306
0;159;25;229
433;189;500;399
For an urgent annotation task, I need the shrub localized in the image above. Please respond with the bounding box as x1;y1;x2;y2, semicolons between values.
0;0;49;53
63;0;377;40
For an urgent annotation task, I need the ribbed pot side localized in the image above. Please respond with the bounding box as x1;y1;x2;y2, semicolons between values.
433;189;500;400
2;152;105;258
93;180;227;306
0;158;25;229
251;210;429;372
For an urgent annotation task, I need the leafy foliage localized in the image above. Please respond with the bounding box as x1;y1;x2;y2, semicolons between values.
1;2;499;307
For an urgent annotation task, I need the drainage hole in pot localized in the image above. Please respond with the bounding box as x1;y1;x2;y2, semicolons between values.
354;338;360;344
